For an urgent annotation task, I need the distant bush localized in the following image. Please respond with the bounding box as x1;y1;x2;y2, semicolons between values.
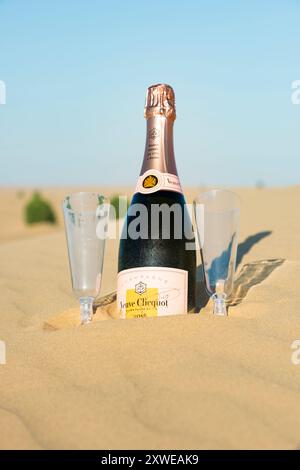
255;180;266;189
16;189;25;199
25;192;56;224
110;195;129;219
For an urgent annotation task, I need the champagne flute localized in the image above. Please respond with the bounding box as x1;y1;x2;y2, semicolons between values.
62;192;109;324
194;189;240;316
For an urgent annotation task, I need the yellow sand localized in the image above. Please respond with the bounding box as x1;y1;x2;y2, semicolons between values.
0;186;300;449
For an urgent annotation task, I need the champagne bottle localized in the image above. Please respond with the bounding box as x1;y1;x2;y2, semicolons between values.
117;84;196;318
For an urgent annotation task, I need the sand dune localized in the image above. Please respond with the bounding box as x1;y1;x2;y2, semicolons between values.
0;186;300;449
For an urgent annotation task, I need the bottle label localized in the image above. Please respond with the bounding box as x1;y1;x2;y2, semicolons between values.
117;267;188;319
135;169;182;195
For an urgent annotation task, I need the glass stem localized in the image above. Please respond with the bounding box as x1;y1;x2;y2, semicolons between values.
80;297;94;325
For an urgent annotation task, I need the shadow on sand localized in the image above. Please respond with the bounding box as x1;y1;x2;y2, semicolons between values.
196;230;284;312
236;230;272;268
228;258;284;307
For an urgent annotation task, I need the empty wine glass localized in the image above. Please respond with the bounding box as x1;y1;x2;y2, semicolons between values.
62;192;109;325
194;189;240;316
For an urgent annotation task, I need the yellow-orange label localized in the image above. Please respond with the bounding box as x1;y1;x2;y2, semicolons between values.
117;267;188;319
142;175;158;189
125;287;159;318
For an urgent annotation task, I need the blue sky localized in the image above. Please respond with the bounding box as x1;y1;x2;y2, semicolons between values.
0;0;299;187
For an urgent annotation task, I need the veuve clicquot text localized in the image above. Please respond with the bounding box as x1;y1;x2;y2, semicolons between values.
118;84;196;318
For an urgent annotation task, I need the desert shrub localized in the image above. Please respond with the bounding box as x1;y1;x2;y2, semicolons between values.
25;192;56;224
17;189;25;199
110;195;129;219
255;180;266;189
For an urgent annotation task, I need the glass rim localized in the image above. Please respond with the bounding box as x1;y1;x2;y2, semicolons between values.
62;192;109;214
193;188;241;206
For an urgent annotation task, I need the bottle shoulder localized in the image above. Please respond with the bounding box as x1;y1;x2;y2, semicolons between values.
131;190;187;205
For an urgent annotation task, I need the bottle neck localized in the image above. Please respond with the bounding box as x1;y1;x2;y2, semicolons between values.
140;115;178;176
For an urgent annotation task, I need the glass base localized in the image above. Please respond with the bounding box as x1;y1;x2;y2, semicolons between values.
212;294;227;316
